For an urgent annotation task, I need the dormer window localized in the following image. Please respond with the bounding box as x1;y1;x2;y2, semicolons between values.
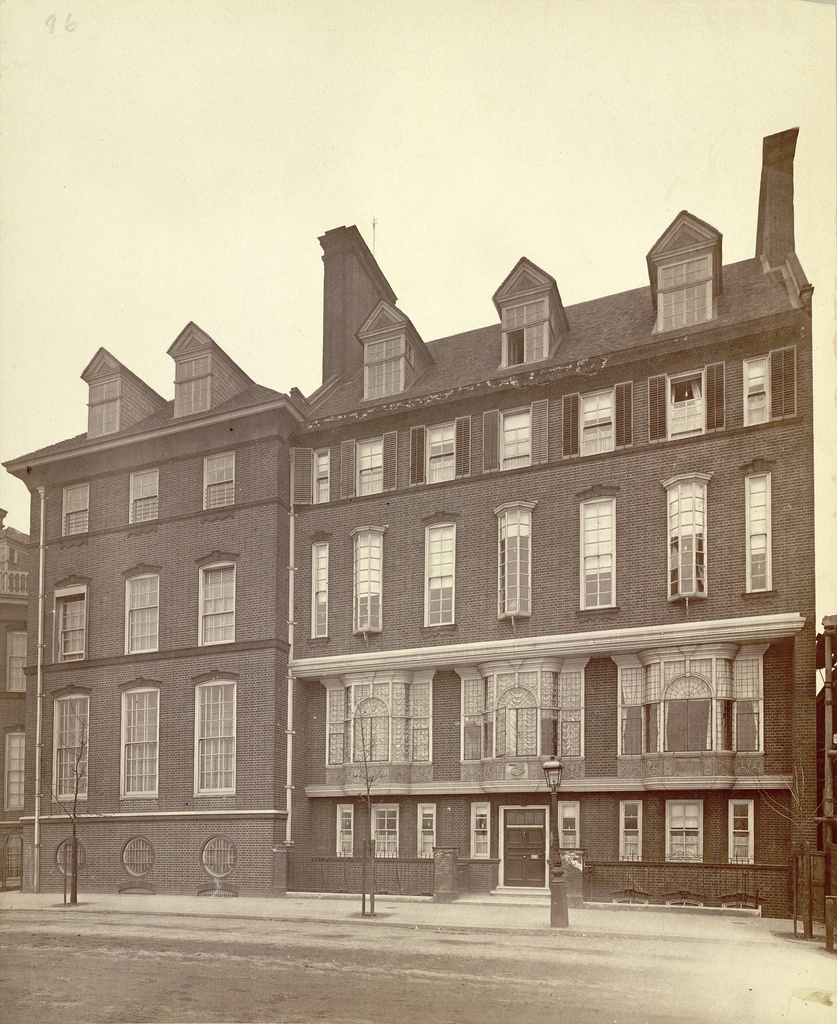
175;354;211;416
647;212;722;335
88;378;121;437
492;258;569;369
365;336;413;400
657;255;713;332
358;300;431;402
502;299;548;366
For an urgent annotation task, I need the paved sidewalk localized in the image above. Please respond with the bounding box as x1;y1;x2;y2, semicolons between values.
0;888;824;945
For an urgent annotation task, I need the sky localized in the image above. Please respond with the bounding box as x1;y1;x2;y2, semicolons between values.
1;0;835;620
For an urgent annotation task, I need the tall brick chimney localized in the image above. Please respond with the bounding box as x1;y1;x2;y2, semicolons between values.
755;128;799;270
319;226;397;385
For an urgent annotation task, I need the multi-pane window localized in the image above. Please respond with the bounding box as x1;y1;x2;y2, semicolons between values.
195;682;236;794
364;337;411;400
174;355;210;416
54;695;88;800
497;504;532;617
666;476;708;599
427;423;455;482
130;470;159;523
88;378;120;437
62;483;89;536
204;453;235;509
746;474;771;592
6;632;26;691
200;565;235;645
353;529;383;633
619;653;763;755
126;575;159;653
55;590;86;662
5;732;24;810
121;689;159;797
417;803;436;858
356;438;384;495
657;256;712;332
556;801;580;848
743;348;797;424
425;524;455;626
581;391;614;455
729;800;754;864
503;299;548;366
327;678;431;766
311;542;329;638
471;802;490;858
337;804;354;857
373;805;398;858
668;371;704;437
667;800;703;862
501;410;531;469
314;450;330;504
620;801;642;861
463;665;584;760
743;357;768;425
580;498;615;609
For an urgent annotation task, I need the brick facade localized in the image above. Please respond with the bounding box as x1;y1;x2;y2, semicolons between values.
2;130;817;918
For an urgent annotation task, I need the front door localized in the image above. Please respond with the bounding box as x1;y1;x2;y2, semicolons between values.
503;808;546;887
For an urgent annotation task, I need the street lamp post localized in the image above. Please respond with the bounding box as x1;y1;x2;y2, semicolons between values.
542;757;569;928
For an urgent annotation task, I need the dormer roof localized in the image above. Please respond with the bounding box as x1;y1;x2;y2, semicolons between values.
646;211;723;309
357;300;433;366
167;322;252;384
80;347;165;404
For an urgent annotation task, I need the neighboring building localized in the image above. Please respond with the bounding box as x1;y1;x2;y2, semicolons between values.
0;509;29;889
3;129;817;917
286;129;815;917
4;329;304;895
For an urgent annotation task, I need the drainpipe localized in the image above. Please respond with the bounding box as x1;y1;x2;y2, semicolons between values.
33;487;46;893
285;504;295;846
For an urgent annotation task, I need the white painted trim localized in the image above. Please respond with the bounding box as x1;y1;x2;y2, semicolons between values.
728;797;755;864
120;686;159;799
6;398;303;473
22;809;285;821
305;774;793;798
291;612;806;676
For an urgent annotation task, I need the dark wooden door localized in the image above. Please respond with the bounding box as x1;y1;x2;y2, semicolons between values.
503;808;546;887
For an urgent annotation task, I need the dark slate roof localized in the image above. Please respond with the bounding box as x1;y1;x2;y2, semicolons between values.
307;258;794;422
7;383;289;466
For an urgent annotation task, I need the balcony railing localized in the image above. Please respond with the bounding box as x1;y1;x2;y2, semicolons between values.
0;570;28;597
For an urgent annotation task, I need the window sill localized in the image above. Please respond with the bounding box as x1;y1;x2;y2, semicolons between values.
422;623;457;633
577;605;620;615
309;635;330;643
741;589;777;598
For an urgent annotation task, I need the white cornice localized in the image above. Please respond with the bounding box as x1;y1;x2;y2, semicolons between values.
304;775;793;798
290;612;806;678
5;398;303;474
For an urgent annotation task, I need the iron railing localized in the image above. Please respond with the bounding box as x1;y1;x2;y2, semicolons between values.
289;855;434;896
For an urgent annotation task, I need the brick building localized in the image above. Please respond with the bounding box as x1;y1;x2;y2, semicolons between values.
286;128;815;917
3;128;817;916
0;510;29;888
4;327;304;895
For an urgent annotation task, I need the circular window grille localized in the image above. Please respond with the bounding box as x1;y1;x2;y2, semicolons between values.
200;835;237;878
56;839;86;876
122;836;154;877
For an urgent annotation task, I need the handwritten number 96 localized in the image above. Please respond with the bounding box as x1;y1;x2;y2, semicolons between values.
46;14;76;33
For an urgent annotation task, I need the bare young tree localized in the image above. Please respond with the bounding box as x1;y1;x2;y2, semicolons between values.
354;707;384;918
51;700;88;905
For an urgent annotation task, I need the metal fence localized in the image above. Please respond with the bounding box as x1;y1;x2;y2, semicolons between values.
289;855;434;896
583;859;787;915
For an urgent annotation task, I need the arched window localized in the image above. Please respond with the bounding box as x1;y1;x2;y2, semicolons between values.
495;685;538;757
353;697;389;762
122;836;154;876
664;676;712;752
200;836;237;878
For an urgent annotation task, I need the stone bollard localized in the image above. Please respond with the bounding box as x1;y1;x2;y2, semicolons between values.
825;896;836;953
432;847;460;902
